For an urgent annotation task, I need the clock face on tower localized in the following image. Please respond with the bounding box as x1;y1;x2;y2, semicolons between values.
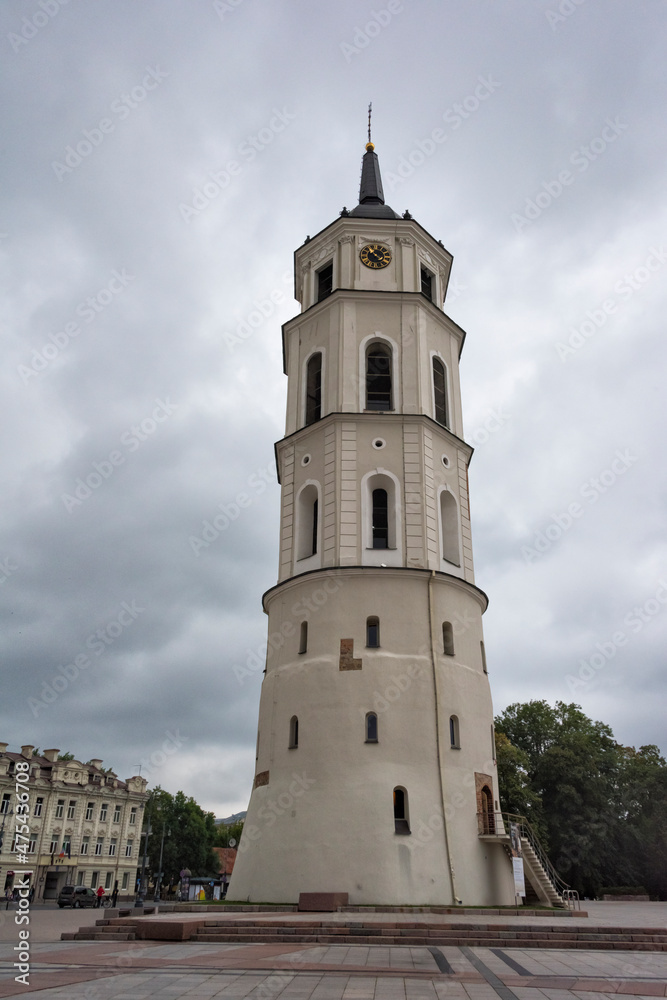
360;243;392;269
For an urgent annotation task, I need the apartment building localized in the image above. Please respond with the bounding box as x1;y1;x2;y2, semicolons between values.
0;743;149;901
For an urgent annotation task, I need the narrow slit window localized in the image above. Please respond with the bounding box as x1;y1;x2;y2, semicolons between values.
433;357;448;427
311;498;318;557
366;616;380;647
421;267;433;299
440;491;460;566
449;715;460;748
305;353;322;425
372;489;388;548
480;641;487;673
365;712;378;742
393;787;410;834
299;621;308;654
443;622;454;656
289;715;299;749
366;344;392;410
317;262;333;301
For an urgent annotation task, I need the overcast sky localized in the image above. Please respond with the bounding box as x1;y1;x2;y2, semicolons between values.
1;0;665;817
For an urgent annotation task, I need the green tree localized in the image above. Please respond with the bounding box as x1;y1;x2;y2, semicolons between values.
215;818;244;848
141;788;219;887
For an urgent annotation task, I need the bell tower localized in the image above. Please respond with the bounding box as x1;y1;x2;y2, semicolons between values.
228;137;514;906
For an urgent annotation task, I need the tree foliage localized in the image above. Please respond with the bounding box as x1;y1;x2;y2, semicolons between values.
215;818;244;848
141;788;219;885
495;701;667;899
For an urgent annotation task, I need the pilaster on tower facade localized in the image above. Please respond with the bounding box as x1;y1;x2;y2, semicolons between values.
228;140;515;906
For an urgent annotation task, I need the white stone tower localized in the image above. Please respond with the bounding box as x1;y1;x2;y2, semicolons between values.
228;139;515;906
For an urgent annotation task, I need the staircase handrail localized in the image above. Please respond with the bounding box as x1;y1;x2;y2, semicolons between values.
501;811;571;898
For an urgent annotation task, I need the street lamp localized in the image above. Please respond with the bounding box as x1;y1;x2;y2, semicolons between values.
153;822;169;902
134;805;152;908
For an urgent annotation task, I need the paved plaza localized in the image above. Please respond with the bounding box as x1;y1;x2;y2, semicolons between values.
0;902;665;999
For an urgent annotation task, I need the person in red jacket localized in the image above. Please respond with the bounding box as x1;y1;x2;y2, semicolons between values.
96;886;105;908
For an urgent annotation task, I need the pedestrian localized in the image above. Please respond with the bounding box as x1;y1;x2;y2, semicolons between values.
28;885;35;904
4;887;11;909
111;886;119;907
96;885;105;908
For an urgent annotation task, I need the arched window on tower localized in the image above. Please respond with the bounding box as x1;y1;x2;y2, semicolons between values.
443;622;454;656
366;616;380;647
296;484;320;562
366;343;392;411
440;490;460;567
299;621;308;654
365;712;378;743
289;716;299;749
432;357;448;428
372;489;388;548
449;715;460;749
393;787;410;834
305;352;322;426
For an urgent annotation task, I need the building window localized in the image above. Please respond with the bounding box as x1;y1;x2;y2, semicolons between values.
80;837;89;856
299;621;308;654
129;807;137;826
372;489;388;548
55;799;64;819
440;490;460;566
67;800;76;820
366;616;380;648
289;716;299;749
91;871;100;887
449;715;460;749
99;803;108;823
125;840;133;858
317;261;333;301
365;712;378;743
62;837;71;855
113;805;122;824
305;352;322;425
108;839;117;857
28;839;36;854
432;357;448;427
1;793;10;814
122;872;129;890
95;838;104;856
443;622;454;656
421;266;433;300
50;839;58;853
296;484;320;561
366;343;392;410
481;641;487;673
105;872;113;889
393;787;410;835
77;871;85;886
34;797;43;817
86;802;94;821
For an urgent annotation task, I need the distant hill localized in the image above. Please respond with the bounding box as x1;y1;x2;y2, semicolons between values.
214;811;247;826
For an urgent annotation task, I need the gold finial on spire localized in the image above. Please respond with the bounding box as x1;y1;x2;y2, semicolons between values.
366;102;374;151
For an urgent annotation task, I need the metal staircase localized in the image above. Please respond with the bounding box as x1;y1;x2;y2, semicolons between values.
478;811;576;908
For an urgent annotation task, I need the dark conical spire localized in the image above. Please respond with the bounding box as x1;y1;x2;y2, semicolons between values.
349;140;401;220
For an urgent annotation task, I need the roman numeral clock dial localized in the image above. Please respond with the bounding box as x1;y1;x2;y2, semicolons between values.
360;243;392;269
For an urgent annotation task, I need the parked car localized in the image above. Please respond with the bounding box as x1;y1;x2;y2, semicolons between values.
57;885;98;908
